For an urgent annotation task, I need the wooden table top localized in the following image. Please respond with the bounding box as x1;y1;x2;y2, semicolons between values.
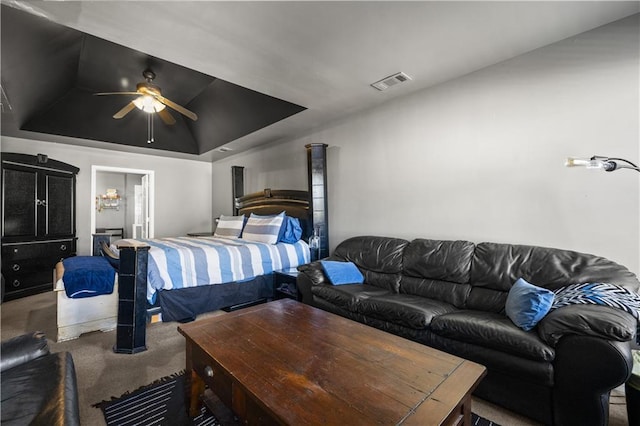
178;299;486;425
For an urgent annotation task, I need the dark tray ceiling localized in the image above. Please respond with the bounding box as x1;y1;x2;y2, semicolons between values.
1;5;306;155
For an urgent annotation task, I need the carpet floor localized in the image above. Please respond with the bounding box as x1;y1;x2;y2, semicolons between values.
94;371;500;426
0;292;631;425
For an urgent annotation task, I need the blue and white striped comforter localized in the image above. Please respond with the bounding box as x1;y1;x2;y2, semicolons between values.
130;237;310;303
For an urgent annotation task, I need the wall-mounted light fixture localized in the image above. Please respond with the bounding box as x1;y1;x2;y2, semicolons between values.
565;156;639;173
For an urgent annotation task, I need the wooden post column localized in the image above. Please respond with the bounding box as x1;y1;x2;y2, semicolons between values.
113;241;149;354
306;143;329;259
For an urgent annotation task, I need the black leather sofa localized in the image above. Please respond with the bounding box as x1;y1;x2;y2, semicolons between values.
1;331;80;425
297;236;640;426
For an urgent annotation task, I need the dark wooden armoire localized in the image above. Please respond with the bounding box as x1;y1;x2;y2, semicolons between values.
1;153;79;301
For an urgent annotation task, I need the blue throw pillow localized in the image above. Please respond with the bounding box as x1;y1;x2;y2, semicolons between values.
320;260;364;285
279;216;303;243
506;278;555;331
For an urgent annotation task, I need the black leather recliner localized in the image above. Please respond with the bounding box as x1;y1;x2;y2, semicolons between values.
1;331;80;425
297;236;640;426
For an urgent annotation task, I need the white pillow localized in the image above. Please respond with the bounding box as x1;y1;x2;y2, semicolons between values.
242;212;285;244
213;215;245;239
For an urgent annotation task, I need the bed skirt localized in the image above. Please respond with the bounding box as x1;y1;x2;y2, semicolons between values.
153;275;274;322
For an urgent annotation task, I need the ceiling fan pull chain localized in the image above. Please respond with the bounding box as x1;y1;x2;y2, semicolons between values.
147;113;153;143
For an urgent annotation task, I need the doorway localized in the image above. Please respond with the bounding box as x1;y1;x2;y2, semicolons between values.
91;165;155;241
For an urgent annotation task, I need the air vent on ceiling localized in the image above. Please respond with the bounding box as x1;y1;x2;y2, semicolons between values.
217;146;233;153
371;72;412;91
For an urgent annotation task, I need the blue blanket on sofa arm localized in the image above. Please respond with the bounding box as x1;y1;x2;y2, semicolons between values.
62;256;116;299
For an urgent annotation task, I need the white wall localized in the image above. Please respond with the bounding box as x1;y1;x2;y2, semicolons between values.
1;137;213;256
212;15;640;275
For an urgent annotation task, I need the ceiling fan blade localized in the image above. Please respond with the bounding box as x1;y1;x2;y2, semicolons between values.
94;92;141;96
113;101;137;119
157;108;176;125
156;95;198;121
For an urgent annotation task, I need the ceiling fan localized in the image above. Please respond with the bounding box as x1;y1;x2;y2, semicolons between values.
94;69;198;125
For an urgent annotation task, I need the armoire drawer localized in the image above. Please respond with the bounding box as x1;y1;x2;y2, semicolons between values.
2;239;75;261
3;269;53;292
1;256;64;276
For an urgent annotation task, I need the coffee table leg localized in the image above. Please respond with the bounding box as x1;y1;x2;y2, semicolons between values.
461;396;472;426
188;369;206;417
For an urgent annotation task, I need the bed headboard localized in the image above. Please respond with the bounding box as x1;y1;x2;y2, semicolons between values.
235;189;312;240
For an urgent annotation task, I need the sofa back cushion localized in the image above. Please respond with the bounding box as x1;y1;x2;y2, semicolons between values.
332;236;409;293
400;239;475;308
403;239;475;283
468;242;640;312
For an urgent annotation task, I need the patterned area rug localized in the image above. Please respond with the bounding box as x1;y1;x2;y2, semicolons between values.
94;372;499;426
93;372;219;426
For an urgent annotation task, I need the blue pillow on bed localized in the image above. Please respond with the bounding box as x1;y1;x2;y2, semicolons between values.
279;216;303;243
242;212;285;244
320;261;364;285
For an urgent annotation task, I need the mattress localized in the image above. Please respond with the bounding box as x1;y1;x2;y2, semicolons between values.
115;236;310;303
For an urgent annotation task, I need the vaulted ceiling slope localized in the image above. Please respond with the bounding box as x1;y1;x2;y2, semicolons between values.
1;2;638;161
0;4;306;155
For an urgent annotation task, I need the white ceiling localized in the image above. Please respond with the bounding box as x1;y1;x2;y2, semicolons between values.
5;1;640;161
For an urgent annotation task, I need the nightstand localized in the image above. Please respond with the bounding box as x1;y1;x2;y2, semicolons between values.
273;268;300;301
187;232;214;237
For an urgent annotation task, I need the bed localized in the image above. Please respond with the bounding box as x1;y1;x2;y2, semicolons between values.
105;189;312;322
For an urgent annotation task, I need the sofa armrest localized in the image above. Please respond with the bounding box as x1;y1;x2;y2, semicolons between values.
297;261;330;304
537;305;637;347
552;334;633;426
0;331;50;373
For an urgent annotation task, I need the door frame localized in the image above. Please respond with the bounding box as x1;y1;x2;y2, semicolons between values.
90;165;155;239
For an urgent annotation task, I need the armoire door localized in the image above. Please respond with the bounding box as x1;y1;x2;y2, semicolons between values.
1;164;38;239
42;171;75;238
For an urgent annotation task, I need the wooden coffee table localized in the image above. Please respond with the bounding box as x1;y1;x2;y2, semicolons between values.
178;299;486;425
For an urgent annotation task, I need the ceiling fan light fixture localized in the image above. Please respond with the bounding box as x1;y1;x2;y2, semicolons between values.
133;95;165;113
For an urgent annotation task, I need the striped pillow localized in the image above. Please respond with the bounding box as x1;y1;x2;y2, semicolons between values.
242;212;285;244
213;214;246;239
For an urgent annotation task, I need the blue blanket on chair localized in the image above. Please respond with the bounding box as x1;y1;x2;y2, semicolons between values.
62;256;116;299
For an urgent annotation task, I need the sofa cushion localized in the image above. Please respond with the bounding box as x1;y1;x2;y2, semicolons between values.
466;287;507;313
403;239;475;284
426;333;555;387
311;284;391;312
333;236;408;274
361;270;403;293
430;311;555;362
470;242;640;294
356;294;459;330
505;278;555;331
400;277;471;309
537;304;638;347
